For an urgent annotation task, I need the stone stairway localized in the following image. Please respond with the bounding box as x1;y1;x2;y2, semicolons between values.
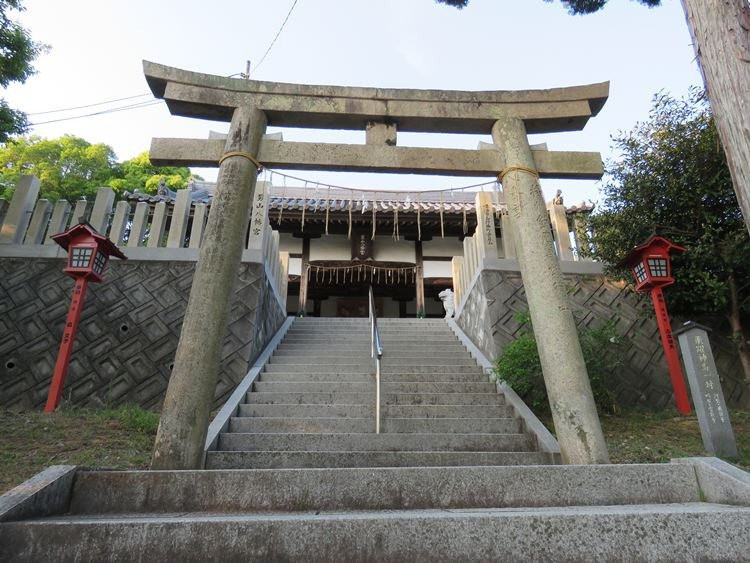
2;317;749;560
206;317;554;469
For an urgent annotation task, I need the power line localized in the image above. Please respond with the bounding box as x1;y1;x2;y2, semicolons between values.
27;93;152;116
30;99;163;126
251;0;301;75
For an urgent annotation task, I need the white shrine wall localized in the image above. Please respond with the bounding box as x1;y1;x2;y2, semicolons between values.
373;236;416;262
421;238;463;257
278;233;302;254
309;236;350;261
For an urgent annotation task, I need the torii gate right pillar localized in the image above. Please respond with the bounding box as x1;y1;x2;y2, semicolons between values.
492;118;609;465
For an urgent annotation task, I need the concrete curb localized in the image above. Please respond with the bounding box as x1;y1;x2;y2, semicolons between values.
445;317;561;458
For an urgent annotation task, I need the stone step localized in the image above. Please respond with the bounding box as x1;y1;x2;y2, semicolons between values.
258;372;489;383
215;432;534;453
206;450;554;469
278;338;458;347
245;392;505;406
65;464;700;515
275;344;468;354
8;504;746;561
272;349;469;359
228;416;522;434
253;381;497;394
263;364;483;374
216;432;533;452
266;357;477;367
237;403;514;419
283;328;452;334
287;326;448;332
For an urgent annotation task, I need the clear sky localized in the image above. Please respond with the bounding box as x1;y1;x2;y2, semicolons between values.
5;0;701;203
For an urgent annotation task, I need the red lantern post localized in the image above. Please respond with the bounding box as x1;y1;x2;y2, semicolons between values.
619;235;691;415
45;222;127;412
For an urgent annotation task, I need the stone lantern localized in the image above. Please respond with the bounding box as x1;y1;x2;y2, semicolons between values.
619;235;691;414
44;222;127;412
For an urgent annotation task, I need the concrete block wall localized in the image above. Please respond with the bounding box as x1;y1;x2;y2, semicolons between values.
0;258;286;410
454;268;750;410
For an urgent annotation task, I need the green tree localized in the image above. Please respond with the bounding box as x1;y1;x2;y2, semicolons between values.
591;90;750;386
0;135;117;201
0;1;46;141
436;0;750;239
108;151;194;195
0;137;197;202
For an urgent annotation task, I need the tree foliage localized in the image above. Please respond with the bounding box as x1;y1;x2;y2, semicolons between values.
591;90;750;382
0;1;46;141
109;151;195;195
591;90;749;319
0;136;195;201
0;135;116;201
434;0;661;14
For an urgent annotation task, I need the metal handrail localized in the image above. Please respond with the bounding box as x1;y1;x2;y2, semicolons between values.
368;286;383;434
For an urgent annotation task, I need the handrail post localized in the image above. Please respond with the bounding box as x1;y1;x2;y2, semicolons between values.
369;286;382;434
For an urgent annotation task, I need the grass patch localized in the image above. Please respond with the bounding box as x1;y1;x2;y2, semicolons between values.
0;405;158;494
600;409;750;470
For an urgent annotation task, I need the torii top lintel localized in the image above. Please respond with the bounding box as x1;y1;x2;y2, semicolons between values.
144;61;608;135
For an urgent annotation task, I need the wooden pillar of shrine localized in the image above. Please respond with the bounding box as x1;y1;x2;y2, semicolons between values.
415;240;425;317
298;237;311;315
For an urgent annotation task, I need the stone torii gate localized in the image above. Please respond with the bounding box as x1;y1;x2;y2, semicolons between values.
144;61;610;469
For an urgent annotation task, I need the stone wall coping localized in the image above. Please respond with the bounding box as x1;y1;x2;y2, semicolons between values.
0;244;268;264
203;316;295;460
445;317;561;457
671;457;750;506
0;465;77;522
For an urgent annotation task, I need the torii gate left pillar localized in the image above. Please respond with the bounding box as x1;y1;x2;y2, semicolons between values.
152;106;267;470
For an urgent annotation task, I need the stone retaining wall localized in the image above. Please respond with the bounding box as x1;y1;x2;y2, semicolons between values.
0;258;286;410
455;268;749;409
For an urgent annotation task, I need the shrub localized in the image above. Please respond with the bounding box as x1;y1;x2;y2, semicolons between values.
492;312;622;415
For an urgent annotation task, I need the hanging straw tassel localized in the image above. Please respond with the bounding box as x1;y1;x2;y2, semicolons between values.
392;206;398;241
301;182;308;231
348;190;353;239
277;183;286;226
417;193;422;241
462;204;468;235
325;187;330;235
371;198;377;240
439;191;445;238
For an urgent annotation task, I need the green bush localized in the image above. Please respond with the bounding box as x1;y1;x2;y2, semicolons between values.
492;313;622;415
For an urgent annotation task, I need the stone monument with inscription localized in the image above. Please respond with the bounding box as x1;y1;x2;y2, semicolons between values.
676;321;739;458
